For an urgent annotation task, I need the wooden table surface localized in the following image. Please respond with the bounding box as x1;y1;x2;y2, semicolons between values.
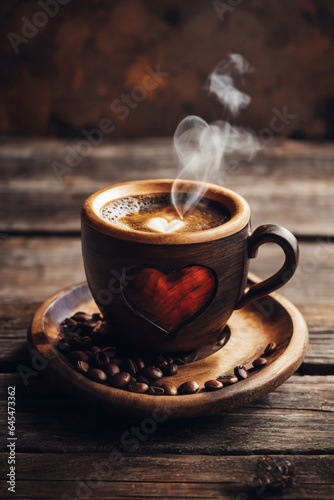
0;138;333;499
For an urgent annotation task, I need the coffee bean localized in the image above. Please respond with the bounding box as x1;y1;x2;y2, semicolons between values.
159;382;178;396
92;312;103;321
104;363;120;379
234;365;248;380
101;347;116;358
264;342;277;356
72;312;92;323
90;345;101;354
204;379;223;391
140;366;163;381
162;363;178;377
56;338;71;354
131;382;149;394
94;351;110;367
149;385;165;395
112;357;122;366
150;355;168;368
133;356;145;371
75;360;90;374
68;337;84;350
136;375;150;385
90;321;104;333
121;358;138;376
252;476;265;489
80;336;93;348
178;381;200;395
67;321;92;335
165;356;174;364
175;351;198;365
69;350;90;363
87;368;107;383
217;375;238;386
252;357;267;368
63;327;81;338
108;372;131;388
63;317;78;328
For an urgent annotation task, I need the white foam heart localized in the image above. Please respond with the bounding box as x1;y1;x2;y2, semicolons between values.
146;217;185;234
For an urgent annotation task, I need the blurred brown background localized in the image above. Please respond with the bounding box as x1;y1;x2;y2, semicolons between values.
1;0;334;139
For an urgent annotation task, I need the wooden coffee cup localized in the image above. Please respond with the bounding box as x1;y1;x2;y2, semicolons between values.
81;179;299;354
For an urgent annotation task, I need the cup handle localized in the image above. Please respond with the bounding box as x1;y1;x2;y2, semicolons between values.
236;224;299;309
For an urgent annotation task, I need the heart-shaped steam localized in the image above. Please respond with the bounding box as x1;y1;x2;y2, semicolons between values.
146;217;185;234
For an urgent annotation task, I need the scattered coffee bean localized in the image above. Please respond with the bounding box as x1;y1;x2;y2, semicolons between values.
175;351;198;365
94;351;110;367
151;355;168;368
217;375;238;386
87;368;107;383
140;366;163;381
121;358;138;376
253;455;296;491
56;338;71;354
234;365;248;380
108;371;131;388
80;336;93;348
101;347;116;358
264;342;277;356
204;379;223;391
165;356;174;364
104;363;120;379
72;312;92;323
131;382;149;394
162;363;178;377
112;357;122;366
76;323;94;336
178;381;200;395
75;360;90;374
63;317;78;328
90;345;101;354
69;350;90;363
136;375;150;385
92;312;103;321
158;382;178;396
149;385;165;395
133;356;145;371
252;357;267;368
68;337;84;350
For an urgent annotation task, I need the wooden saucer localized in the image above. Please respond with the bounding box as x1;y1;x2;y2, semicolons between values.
28;273;308;418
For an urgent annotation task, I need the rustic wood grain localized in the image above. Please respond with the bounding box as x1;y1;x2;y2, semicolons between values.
0;372;333;454
1;139;333;236
1;452;331;483
1;452;334;498
0;481;333;500
1;482;333;500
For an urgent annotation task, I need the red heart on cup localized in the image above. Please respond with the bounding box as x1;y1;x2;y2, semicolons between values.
121;266;217;333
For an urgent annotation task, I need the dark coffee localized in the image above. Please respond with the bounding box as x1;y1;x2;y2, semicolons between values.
100;193;230;233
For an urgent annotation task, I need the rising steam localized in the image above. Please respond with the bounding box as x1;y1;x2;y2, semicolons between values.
172;54;259;218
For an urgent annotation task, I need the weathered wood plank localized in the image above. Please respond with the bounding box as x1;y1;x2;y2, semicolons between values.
1;139;333;236
1;453;333;499
0;237;333;305
0;374;333;454
0;482;334;500
0;453;332;484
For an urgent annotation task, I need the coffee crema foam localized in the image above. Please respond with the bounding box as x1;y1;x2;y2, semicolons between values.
100;193;230;234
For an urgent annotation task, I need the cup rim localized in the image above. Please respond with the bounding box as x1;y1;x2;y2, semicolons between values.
81;179;250;244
